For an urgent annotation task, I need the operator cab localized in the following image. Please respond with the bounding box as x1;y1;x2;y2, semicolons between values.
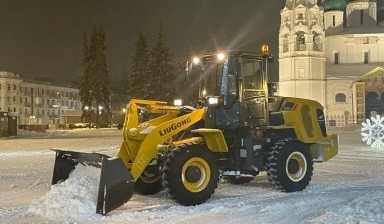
188;47;274;129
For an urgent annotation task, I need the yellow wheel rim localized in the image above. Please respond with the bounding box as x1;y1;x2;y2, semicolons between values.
182;157;211;193
286;152;307;182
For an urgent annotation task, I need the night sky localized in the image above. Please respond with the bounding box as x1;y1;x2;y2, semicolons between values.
0;0;286;84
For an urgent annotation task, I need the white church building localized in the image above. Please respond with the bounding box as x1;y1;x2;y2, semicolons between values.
279;0;384;126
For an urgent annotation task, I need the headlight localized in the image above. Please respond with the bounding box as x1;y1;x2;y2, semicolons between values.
208;97;219;105
174;99;183;106
192;57;200;64
217;53;226;61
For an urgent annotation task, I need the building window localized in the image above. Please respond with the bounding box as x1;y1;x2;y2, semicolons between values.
298;13;304;20
360;10;364;25
296;32;306;51
13;85;16;90
364;51;369;64
7;84;10;90
335;93;346;102
313;33;321;51
0;84;1;89
332;15;336;27
334;53;339;64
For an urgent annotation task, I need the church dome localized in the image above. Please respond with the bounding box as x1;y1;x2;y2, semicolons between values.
322;0;347;11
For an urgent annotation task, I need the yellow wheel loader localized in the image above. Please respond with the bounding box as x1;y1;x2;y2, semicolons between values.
51;46;338;215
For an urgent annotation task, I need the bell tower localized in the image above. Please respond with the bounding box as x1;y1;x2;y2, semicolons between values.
279;0;326;106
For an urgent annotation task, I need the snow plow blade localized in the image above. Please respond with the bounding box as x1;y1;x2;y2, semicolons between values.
51;149;134;215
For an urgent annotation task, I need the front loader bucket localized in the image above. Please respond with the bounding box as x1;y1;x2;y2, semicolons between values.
51;149;134;215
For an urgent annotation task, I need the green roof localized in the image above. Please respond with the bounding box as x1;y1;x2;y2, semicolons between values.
322;0;347;11
347;0;376;2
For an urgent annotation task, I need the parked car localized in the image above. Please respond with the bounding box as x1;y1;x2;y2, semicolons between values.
73;123;87;128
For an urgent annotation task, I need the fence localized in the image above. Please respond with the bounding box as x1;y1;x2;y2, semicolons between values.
326;114;354;127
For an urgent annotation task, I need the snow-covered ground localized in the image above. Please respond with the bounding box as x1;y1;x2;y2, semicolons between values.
0;128;383;224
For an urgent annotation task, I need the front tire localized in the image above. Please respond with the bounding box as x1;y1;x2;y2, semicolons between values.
162;144;219;205
265;139;313;192
134;160;163;195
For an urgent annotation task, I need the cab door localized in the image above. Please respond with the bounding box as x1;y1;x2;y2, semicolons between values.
240;58;268;127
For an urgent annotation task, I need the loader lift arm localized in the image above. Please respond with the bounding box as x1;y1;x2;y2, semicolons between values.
118;99;206;180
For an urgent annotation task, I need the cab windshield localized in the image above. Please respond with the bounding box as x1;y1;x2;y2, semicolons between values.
200;58;225;97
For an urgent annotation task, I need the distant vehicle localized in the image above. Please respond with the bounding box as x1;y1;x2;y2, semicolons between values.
73;123;88;128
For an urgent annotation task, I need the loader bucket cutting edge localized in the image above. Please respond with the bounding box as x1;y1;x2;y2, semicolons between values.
51;149;134;215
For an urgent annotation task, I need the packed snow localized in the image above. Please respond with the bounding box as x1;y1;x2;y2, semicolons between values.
29;164;101;222
0;128;383;223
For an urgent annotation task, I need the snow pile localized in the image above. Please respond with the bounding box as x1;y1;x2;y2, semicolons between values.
28;164;102;222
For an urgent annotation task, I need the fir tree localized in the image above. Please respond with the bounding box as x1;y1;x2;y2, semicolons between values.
119;70;129;95
128;32;151;99
149;23;175;101
79;33;93;119
79;25;111;128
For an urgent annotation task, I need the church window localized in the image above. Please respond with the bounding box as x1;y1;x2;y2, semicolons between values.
360;10;364;25
332;15;336;27
283;39;288;52
296;32;305;51
298;13;304;20
364;51;369;64
334;53;339;64
335;93;346;102
313;33;321;51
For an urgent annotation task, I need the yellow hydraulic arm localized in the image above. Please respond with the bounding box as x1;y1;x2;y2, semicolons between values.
118;99;206;180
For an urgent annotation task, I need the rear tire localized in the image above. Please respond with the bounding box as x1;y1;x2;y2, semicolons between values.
162;144;219;205
265;139;313;192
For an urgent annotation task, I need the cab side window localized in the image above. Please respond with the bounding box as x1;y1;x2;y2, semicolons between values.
242;59;262;90
221;57;239;108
